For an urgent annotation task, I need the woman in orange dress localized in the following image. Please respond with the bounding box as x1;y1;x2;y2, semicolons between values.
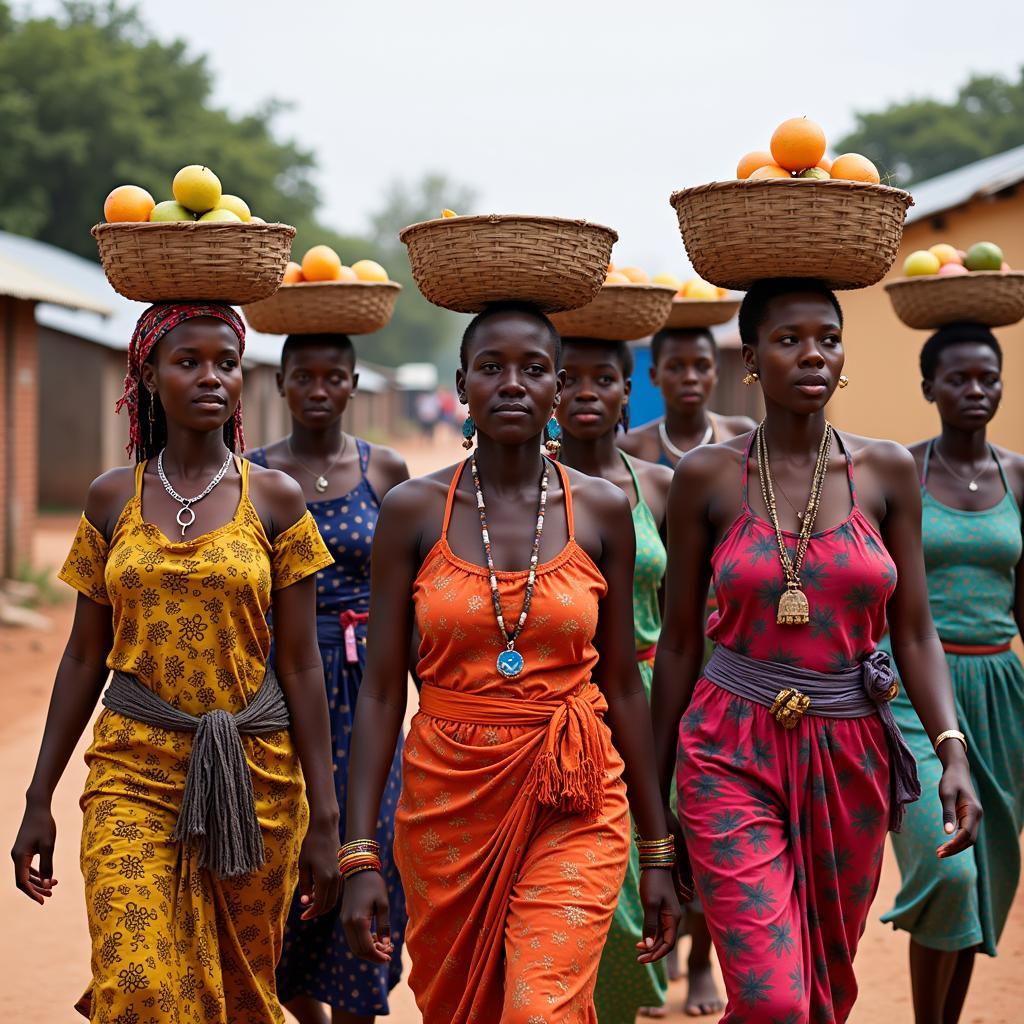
340;302;682;1023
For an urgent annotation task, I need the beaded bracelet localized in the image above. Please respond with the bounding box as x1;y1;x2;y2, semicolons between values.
635;834;676;870
338;839;383;880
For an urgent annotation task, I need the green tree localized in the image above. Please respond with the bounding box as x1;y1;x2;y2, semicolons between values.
835;67;1024;185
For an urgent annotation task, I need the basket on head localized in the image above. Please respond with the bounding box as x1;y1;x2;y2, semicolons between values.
884;272;1024;330
398;214;617;313
242;281;402;336
92;221;296;304
663;297;741;330
548;284;676;341
668;179;913;290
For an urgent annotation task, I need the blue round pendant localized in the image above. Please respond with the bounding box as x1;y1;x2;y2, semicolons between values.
496;648;525;678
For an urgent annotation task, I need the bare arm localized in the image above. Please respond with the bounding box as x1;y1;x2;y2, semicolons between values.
342;481;421;963
880;442;982;857
650;451;716;807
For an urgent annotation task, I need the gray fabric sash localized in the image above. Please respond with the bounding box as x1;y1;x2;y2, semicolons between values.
704;645;920;831
102;669;290;877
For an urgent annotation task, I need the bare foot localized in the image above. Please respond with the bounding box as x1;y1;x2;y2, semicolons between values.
638;1007;668;1019
684;962;724;1017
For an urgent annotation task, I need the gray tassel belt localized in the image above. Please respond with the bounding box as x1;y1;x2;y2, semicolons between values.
102;669;290;878
704;645;921;831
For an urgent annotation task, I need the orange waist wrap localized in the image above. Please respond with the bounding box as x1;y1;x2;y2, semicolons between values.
417;682;609;817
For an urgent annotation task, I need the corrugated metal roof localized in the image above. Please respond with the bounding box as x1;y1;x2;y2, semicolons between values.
907;143;1024;224
0;251;111;314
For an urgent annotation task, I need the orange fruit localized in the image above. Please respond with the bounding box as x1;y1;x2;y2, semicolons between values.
441;208;457;218
736;150;774;180
770;117;827;172
749;163;792;180
302;245;343;282
338;265;358;282
606;271;631;285
830;153;881;184
816;155;832;173
282;261;303;284
104;184;156;223
619;266;650;284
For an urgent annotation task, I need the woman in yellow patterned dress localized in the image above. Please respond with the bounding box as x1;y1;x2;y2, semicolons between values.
11;304;339;1024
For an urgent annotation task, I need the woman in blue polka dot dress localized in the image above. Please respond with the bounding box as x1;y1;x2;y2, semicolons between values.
249;332;410;1024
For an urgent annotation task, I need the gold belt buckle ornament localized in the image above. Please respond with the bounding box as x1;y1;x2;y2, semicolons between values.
771;687;810;729
882;679;900;702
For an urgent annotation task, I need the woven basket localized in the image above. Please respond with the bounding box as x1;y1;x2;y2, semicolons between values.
664;297;741;330
398;214;617;313
243;281;402;336
549;284;676;340
668;180;913;290
884;271;1024;329
92;221;296;304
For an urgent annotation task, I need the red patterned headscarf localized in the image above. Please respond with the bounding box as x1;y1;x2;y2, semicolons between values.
116;303;246;459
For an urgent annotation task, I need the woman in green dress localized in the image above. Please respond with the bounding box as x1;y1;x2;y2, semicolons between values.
880;323;1024;1024
555;337;674;1022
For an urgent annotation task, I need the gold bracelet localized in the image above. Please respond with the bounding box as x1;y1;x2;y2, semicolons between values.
933;729;967;755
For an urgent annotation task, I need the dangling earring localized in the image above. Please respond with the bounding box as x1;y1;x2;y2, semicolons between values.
147;388;156;450
742;371;759;386
461;415;476;450
619;402;631;434
838;374;850;389
544;417;562;456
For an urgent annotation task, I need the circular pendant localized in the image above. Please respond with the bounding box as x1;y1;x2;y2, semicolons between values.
496;649;525;678
968;481;979;492
176;504;196;534
315;476;329;493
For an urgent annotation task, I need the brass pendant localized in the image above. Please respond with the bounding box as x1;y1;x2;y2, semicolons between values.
777;584;809;626
315;475;329;493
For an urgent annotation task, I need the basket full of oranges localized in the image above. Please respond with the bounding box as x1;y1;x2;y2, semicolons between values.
242;246;401;336
548;264;676;340
669;119;913;291
93;166;295;304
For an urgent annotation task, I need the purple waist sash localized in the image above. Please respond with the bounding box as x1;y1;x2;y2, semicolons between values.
704;644;920;831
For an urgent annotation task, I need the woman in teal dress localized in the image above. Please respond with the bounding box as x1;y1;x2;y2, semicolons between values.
880;323;1024;1024
555;336;674;1022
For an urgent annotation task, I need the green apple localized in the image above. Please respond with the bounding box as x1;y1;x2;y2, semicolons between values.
216;194;251;221
903;250;941;276
198;208;242;223
149;200;195;222
964;241;1003;272
798;167;831;180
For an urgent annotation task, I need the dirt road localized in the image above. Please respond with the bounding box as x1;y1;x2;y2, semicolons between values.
2;434;1021;1021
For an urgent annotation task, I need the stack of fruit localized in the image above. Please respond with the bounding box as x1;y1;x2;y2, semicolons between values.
669;115;911;291
243;244;401;337
93;164;294;304
103;166;261;224
886;239;1024;329
735;118;880;184
659;276;740;330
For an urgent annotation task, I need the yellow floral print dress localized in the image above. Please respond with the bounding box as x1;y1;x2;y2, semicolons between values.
59;460;332;1024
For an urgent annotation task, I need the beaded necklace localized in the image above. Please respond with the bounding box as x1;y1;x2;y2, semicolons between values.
470;454;550;678
755;421;833;625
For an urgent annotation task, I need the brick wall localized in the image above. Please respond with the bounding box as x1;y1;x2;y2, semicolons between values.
0;296;39;577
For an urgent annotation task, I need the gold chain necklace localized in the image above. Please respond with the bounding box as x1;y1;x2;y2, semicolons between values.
756;421;833;625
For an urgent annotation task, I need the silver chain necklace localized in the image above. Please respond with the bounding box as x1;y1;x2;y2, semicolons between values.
157;448;234;536
659;418;713;460
932;440;992;493
287;434;348;494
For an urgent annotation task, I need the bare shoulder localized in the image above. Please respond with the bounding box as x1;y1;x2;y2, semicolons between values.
561;463;631;521
617;422;661;460
84;466;137;538
992;442;1024;490
716;414;758;437
379;463;459;518
676;435;746;484
842;432;918;486
633;457;674;501
364;440;410;491
246;461;308;540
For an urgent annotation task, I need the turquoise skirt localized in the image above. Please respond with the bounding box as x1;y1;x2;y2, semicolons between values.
880;639;1024;956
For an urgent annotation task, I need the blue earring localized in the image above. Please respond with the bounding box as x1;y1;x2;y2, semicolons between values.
462;415;476;450
544;416;562;456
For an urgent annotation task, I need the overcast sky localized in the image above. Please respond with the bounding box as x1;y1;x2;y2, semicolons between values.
29;0;1024;273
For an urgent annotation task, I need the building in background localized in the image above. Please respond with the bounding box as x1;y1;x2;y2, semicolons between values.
835;144;1024;447
0;247;110;576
